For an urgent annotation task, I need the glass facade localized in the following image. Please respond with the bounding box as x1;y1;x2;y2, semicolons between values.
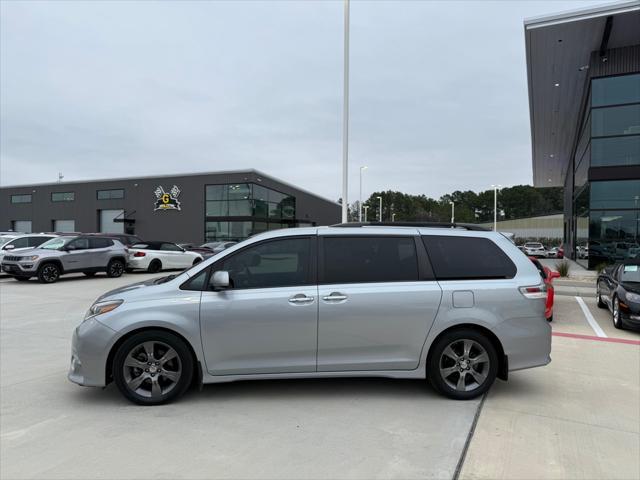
10;194;32;204
572;73;640;268
204;183;297;242
51;192;75;202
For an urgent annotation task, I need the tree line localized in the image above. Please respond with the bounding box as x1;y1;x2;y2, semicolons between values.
341;185;563;224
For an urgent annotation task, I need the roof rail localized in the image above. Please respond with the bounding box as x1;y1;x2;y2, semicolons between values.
330;222;490;231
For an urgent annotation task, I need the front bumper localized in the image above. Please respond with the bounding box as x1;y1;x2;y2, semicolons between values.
1;261;38;277
68;317;119;387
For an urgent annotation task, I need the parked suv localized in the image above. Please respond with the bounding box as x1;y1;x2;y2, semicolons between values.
0;233;58;263
68;223;551;405
523;242;547;257
1;235;128;283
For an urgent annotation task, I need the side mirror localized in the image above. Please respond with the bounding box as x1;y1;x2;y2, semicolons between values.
3;244;15;250
65;245;76;251
550;271;561;279
211;270;230;290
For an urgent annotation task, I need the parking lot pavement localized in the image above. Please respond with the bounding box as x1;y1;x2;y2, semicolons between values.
0;274;479;479
1;275;638;480
460;295;640;480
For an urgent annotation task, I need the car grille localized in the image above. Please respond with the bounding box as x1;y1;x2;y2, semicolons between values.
3;256;22;262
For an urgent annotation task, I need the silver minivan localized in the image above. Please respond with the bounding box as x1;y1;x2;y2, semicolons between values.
69;224;551;405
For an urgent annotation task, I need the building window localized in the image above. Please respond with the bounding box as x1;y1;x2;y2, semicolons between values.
591;104;640;138
11;220;32;233
590;180;640;210
51;192;75;202
591;73;640;107
591;136;640;167
97;189;124;200
10;194;32;204
204;183;297;242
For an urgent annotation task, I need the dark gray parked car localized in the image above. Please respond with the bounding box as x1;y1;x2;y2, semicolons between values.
1;235;128;283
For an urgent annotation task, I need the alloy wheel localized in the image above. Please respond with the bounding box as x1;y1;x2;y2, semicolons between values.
109;261;124;276
613;298;620;327
439;339;490;392
42;265;59;282
122;341;182;400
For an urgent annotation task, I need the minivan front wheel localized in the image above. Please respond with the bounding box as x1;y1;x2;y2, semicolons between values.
113;330;194;405
428;329;498;400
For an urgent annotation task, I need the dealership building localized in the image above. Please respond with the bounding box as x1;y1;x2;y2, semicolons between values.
0;170;341;244
525;1;640;268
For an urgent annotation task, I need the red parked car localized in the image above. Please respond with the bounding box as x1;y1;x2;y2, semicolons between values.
529;257;561;321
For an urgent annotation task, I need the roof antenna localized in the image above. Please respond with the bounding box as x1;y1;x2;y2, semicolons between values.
58;172;64;183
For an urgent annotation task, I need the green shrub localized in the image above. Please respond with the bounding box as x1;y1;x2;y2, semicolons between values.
595;262;609;274
555;260;570;277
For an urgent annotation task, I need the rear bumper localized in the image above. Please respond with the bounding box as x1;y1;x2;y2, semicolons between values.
495;315;552;372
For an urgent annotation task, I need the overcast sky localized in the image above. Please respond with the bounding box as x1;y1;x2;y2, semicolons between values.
1;0;608;201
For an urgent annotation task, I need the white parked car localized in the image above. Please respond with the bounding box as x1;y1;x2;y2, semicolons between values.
523;242;547;257
0;233;58;263
127;241;203;273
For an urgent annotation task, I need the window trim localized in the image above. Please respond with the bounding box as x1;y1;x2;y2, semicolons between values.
51;191;75;202
10;194;32;204
96;189;125;200
318;235;429;285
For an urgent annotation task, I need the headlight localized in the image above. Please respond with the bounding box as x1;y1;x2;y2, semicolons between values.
625;292;640;304
19;256;39;261
85;299;123;320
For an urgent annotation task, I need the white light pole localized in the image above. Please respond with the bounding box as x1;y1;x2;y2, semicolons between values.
377;196;383;222
449;201;455;224
392;213;396;222
491;185;501;231
363;205;369;222
341;0;350;223
359;166;368;222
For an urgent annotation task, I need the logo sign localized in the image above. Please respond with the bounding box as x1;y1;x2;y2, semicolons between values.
154;185;181;211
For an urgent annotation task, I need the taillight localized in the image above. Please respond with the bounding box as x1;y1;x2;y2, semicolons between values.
133;251;146;257
519;284;547;299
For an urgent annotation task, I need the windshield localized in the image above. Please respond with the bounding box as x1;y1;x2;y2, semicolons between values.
39;237;71;250
621;264;640;283
0;236;16;247
525;243;542;248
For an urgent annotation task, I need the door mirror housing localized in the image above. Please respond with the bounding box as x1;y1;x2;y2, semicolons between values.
211;270;230;290
549;270;561;280
3;244;15;250
65;244;77;251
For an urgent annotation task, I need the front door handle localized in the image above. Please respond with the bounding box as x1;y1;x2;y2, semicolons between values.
288;294;315;305
322;292;348;302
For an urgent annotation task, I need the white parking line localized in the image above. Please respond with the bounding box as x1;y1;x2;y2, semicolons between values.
575;296;607;338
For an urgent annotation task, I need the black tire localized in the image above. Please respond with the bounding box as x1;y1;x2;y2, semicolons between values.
113;330;194;406
84;272;96;277
37;263;61;284
427;328;498;400
596;287;607;309
14;277;30;282
192;258;202;266
107;259;125;278
147;260;162;273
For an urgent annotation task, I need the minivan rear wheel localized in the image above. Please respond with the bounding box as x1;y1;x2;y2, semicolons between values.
427;329;498;400
113;330;194;406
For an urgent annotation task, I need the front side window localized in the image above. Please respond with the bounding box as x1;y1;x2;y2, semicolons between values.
51;192;75;202
160;243;182;251
422;235;516;280
323;236;419;284
217;237;310;289
6;238;30;249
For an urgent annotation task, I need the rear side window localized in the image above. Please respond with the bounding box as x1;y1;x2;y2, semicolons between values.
28;237;51;247
422;235;516;280
161;243;182;251
323;236;419;284
90;238;113;248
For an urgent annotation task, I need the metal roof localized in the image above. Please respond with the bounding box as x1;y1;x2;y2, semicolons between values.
524;1;640;187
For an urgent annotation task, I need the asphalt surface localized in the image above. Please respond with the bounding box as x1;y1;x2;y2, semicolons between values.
1;273;638;479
